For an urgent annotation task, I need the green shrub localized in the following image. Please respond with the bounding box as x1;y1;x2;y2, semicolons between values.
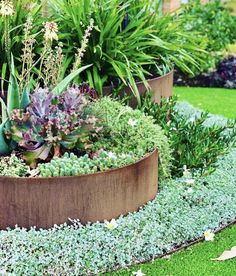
0;154;29;177
38;151;136;177
178;0;236;71
140;94;236;176
91;97;172;178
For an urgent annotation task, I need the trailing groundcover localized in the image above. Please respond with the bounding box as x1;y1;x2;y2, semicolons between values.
0;103;236;275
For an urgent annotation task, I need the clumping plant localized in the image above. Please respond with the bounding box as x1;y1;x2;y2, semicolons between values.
8;84;100;167
0;153;29;177
38;150;136;177
90;97;172;178
38;152;97;177
140;95;236;176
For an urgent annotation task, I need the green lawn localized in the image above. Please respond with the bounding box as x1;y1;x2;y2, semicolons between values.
174;87;236;119
109;87;236;276
109;224;236;276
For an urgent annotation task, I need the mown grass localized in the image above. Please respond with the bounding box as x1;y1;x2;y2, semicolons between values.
108;87;236;276
174;86;236;119
108;224;236;276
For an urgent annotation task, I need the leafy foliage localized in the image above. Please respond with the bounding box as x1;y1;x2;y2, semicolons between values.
9;84;100;166
90;97;172;178
39;150;135;177
140;94;236;176
0;153;29;177
178;0;236;72
0;0;41;80
49;0;207;99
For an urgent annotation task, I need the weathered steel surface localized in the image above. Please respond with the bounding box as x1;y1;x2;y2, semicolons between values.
103;70;174;106
0;150;158;229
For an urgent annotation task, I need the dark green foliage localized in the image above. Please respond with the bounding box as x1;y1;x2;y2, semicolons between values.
140;94;236;176
50;0;207;99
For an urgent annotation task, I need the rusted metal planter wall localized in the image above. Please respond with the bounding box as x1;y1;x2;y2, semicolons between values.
103;70;174;106
0;150;158;229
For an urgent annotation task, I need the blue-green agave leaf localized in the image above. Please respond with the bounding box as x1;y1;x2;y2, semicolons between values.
52;64;92;95
7;55;20;114
0;121;10;155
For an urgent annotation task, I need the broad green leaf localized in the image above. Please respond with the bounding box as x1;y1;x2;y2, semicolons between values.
20;86;31;109
0;98;7;124
7;55;20;114
0;121;10;155
52;64;92;95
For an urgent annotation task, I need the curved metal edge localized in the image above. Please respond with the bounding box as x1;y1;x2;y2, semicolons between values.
103;70;174;91
0;149;158;181
105;217;236;274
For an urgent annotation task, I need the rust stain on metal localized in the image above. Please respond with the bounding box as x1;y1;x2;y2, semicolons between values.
0;150;158;229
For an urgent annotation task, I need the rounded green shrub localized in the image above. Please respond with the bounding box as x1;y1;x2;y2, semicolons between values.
91;97;172;178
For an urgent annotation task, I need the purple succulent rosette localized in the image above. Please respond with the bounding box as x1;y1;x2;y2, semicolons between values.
9;84;100;167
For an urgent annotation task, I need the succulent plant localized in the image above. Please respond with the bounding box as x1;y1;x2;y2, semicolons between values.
9;84;100;167
38;150;136;177
0;154;30;177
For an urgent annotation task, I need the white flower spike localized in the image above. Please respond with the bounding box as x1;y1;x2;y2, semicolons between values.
0;1;14;16
105;219;118;230
204;230;215;241
44;22;58;42
128;118;138;127
132;269;145;276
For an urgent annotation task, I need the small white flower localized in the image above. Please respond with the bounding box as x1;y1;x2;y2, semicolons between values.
183;165;191;177
187;187;193;193
128;118;138;127
204;230;215;241
185;179;195;185
105;219;118;230
107;152;117;159
132;269;145;276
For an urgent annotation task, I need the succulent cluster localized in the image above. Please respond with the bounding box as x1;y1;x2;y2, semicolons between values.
0;154;29;177
38;150;135;177
9;84;99;167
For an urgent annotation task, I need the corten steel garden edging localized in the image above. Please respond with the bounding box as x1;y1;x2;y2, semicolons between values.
0;150;158;230
103;70;174;106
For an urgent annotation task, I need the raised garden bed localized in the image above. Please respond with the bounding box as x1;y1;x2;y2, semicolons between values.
0;150;158;229
103;70;174;106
